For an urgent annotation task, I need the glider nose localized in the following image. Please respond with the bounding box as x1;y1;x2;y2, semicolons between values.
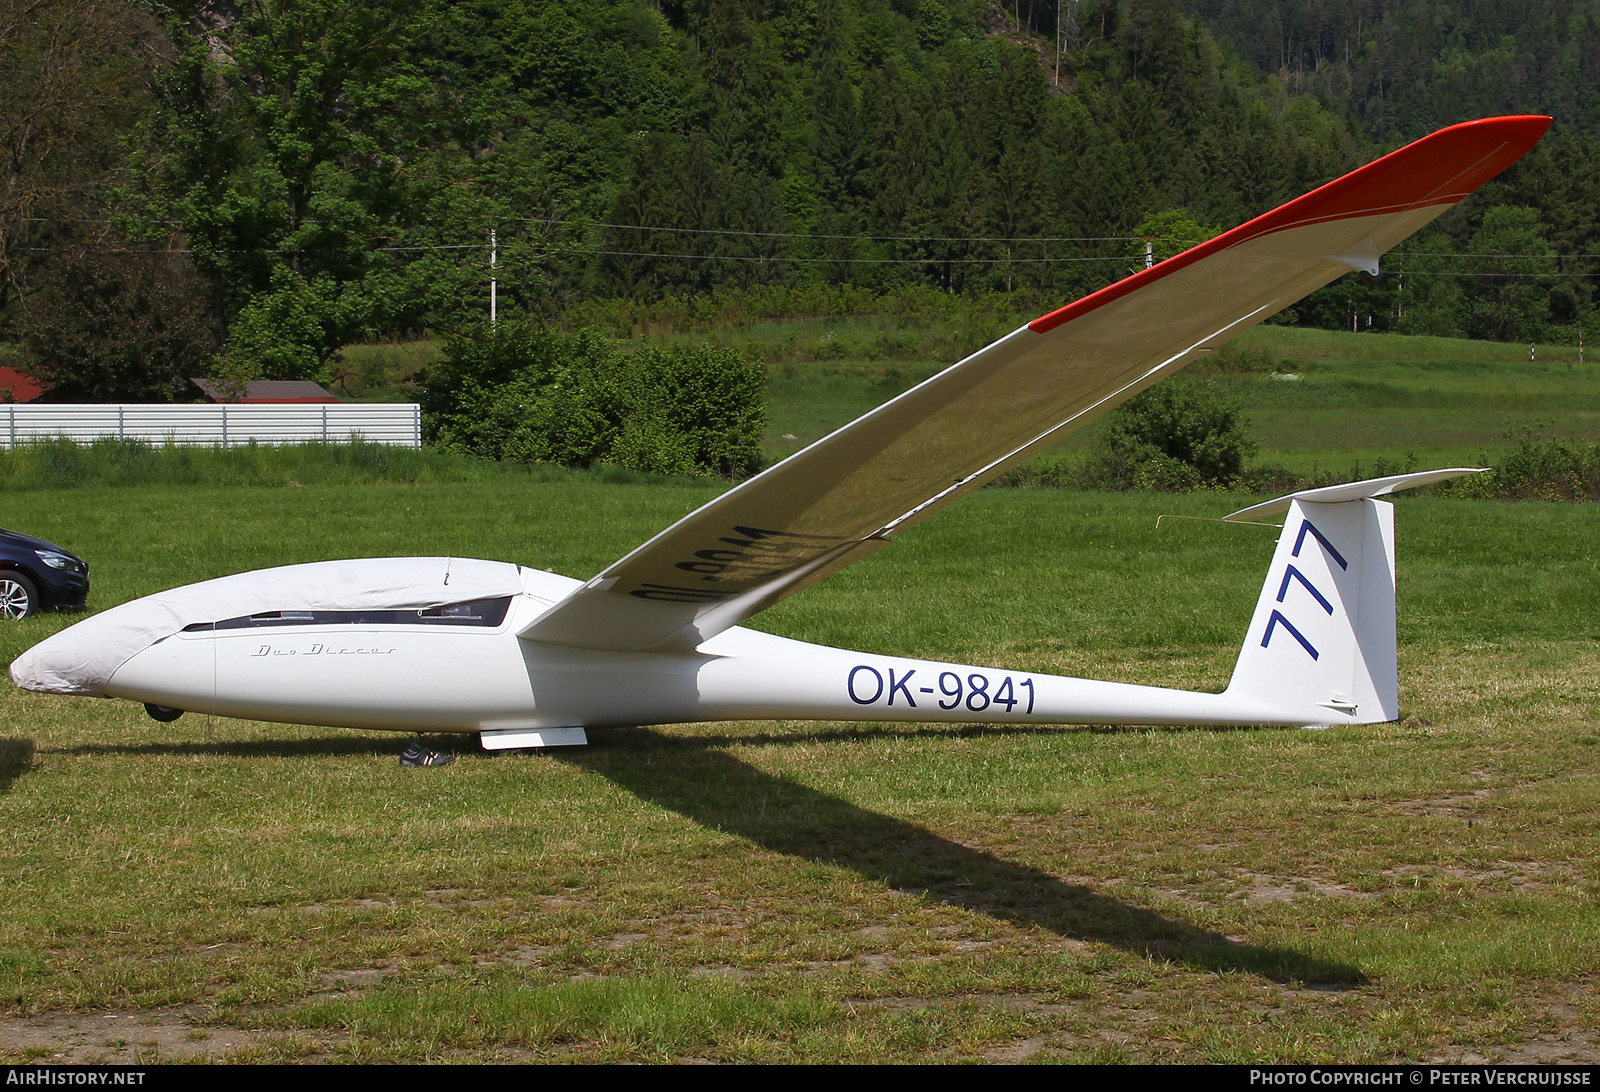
9;614;121;696
11;632;70;693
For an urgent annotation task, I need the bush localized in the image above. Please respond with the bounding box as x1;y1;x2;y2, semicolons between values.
421;325;765;478
1197;341;1297;375
17;246;216;401
615;344;766;477
222;268;337;384
1445;432;1600;501
1078;377;1256;490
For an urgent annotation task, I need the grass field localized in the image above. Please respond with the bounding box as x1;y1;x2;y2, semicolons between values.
587;319;1598;471
1232;328;1600;475
0;478;1595;1062
336;322;1600;475
752;325;1600;471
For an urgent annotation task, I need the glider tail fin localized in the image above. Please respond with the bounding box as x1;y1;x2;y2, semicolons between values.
1219;469;1483;727
1224;495;1398;725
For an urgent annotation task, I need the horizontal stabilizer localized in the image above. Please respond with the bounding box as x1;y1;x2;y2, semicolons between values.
1223;468;1487;523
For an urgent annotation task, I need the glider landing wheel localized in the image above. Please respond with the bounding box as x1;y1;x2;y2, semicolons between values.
0;573;37;619
144;703;185;723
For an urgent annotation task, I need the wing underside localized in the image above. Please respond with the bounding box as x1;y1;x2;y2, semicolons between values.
521;116;1550;654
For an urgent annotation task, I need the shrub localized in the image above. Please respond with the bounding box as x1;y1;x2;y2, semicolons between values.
421;325;765;478
1446;432;1600;501
17;246;216;401
1197;342;1296;375
1078;377;1257;490
223;268;339;383
616;344;766;477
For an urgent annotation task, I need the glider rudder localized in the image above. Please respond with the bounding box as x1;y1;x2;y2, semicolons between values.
1220;469;1486;727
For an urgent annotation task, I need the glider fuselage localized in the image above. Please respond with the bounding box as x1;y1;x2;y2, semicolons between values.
99;564;1329;734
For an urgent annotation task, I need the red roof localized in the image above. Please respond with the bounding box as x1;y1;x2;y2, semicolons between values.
0;367;44;403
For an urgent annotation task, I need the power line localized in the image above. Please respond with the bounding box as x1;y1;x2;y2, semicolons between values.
21;213;1168;247
23;245;1600;275
22;232;1600;274
529;244;1134;265
1389;270;1600;278
512;217;1151;244
24;213;1600;260
375;243;492;252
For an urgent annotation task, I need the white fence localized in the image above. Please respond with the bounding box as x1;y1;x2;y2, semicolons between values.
0;403;422;449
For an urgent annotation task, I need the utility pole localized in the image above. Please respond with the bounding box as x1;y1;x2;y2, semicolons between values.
490;228;498;331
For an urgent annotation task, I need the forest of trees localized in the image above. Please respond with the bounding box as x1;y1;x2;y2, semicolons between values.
6;0;1600;397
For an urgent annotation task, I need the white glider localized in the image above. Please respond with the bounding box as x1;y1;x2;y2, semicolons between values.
10;116;1549;747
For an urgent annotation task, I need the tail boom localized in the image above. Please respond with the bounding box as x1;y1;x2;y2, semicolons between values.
657;629;1352;730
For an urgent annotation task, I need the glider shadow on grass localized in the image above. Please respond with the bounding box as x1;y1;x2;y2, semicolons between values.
56;723;1363;983
560;726;1366;986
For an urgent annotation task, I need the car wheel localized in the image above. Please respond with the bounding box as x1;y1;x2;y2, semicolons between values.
0;572;37;619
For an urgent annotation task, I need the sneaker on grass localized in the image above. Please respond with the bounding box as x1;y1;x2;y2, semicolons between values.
399;741;455;767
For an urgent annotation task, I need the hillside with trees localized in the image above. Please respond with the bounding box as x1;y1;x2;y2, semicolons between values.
4;0;1597;399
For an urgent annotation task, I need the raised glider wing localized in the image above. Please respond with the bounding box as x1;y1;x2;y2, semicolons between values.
9;117;1549;747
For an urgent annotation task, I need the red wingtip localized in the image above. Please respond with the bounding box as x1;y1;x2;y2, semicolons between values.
1262;114;1552;230
1029;116;1552;334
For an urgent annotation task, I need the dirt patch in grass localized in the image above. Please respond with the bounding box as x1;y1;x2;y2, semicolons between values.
984;1034;1051;1062
478;945;555;968
687;964;753;980
1380;861;1560;891
1429;982;1600;1064
1391;788;1495;817
1228;872;1379;905
1499;986;1600;1064
315;965;399;994
423;887;514;910
0;1011;275;1064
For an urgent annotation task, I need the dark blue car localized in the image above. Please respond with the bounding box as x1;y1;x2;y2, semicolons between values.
0;529;89;619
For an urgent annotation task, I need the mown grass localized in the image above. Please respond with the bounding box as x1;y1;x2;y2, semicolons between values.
1232;327;1600;474
323;320;1600;472
723;318;1600;467
605;319;1600;470
0;478;1594;1062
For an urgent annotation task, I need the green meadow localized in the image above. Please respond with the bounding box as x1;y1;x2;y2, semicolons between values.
772;324;1600;474
0;324;1594;1062
339;323;1600;472
0;471;1595;1063
338;321;1600;470
1232;327;1600;475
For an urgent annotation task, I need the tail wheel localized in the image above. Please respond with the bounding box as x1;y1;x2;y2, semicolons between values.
0;573;37;619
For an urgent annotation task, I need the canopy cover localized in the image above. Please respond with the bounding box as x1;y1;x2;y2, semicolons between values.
9;557;525;696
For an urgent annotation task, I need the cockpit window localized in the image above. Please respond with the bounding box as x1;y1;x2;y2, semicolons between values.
184;596;514;632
